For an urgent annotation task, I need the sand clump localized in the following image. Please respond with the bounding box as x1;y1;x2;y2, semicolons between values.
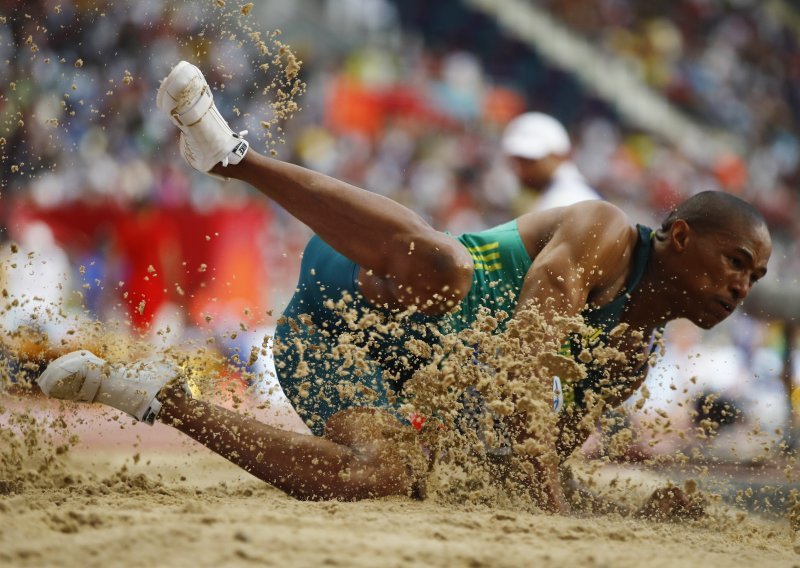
396;305;573;510
0;405;77;494
276;294;662;514
201;1;308;156
273;291;800;541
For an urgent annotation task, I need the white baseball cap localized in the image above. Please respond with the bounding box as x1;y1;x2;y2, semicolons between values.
501;112;571;160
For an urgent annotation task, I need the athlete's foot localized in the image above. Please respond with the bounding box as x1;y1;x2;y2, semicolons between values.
156;60;249;178
37;350;188;425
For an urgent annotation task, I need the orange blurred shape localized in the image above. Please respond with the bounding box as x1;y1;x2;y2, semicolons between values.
713;153;748;193
325;75;383;137
482;86;526;125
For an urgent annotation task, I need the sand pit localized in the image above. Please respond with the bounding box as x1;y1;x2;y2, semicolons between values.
1;397;797;568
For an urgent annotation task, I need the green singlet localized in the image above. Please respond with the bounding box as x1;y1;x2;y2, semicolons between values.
274;223;655;435
443;219;533;333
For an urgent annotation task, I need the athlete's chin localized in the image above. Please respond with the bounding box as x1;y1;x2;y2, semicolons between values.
695;319;717;330
691;312;728;330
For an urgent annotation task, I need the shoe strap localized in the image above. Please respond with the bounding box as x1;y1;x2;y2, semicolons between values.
140;380;194;425
171;82;214;128
141;398;162;425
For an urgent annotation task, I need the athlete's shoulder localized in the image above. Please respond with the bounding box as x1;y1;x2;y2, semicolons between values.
514;200;633;261
549;200;630;243
563;199;627;223
552;202;639;284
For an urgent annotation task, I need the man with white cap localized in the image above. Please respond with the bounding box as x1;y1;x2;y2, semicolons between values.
502;112;601;212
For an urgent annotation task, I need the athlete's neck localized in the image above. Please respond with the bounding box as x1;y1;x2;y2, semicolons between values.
621;241;679;332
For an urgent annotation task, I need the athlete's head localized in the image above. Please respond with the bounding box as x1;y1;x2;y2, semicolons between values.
655;191;771;329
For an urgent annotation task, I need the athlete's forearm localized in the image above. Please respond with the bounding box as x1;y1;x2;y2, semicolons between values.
555;408;593;461
505;410;570;514
519;453;570;514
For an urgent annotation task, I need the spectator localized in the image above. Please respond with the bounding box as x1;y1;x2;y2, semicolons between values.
501;112;601;213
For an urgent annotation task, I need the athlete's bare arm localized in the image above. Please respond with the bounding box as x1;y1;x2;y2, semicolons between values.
507;202;638;512
515;201;638;324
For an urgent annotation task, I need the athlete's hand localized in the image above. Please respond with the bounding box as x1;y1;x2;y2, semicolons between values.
523;455;571;515
635;486;705;522
542;468;571;515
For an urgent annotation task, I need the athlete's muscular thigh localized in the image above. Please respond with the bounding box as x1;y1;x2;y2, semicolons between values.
357;247;473;316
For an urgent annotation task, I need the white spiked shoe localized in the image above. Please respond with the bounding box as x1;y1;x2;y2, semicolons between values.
37;350;186;425
156;60;249;177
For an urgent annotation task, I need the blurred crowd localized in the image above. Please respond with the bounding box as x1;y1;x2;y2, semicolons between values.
546;0;800;162
1;0;798;457
543;0;800;238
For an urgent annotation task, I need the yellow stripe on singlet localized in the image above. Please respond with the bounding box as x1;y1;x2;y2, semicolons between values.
473;262;503;272
468;242;502;271
560;327;603;356
466;241;500;253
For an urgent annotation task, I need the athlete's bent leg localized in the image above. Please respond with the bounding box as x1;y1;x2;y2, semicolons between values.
157;61;472;314
218;151;473;313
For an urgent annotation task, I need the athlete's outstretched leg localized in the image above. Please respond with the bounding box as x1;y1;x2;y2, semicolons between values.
158;387;421;500
38;350;423;500
157;61;473;313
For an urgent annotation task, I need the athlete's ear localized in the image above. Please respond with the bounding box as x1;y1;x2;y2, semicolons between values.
669;219;691;253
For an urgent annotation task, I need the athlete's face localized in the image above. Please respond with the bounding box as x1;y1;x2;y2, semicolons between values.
674;221;771;329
